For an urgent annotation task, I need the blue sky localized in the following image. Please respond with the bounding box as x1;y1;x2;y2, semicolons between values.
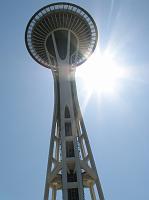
0;0;149;199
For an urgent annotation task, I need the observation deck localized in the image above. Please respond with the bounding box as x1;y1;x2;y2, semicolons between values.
25;2;98;70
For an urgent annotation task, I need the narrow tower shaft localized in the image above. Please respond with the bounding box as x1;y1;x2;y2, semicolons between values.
44;61;104;200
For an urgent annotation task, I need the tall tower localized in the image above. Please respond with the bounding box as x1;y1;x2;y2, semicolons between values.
25;2;104;200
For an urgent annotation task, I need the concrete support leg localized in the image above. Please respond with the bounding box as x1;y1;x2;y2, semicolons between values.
90;186;96;200
44;185;49;200
52;189;57;200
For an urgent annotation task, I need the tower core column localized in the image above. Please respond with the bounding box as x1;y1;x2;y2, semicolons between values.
58;62;84;200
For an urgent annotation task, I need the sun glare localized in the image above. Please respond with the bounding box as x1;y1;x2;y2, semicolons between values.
76;47;130;101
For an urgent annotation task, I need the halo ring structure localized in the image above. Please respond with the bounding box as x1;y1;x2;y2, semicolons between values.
25;2;98;70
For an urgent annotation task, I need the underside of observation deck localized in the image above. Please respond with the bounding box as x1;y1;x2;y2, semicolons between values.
25;2;98;69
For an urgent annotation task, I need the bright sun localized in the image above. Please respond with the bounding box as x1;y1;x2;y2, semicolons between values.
76;47;130;100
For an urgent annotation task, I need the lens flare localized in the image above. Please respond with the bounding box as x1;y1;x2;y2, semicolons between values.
76;47;131;102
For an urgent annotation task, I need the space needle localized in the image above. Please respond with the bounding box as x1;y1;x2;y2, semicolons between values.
25;2;105;200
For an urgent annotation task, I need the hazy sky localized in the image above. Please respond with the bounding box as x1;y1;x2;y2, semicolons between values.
0;0;149;199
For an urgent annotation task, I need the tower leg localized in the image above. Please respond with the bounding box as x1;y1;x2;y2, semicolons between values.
72;80;105;200
44;185;49;200
90;185;96;200
52;189;57;200
44;77;60;200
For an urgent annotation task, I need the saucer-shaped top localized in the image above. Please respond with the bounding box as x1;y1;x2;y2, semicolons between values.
25;2;98;70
